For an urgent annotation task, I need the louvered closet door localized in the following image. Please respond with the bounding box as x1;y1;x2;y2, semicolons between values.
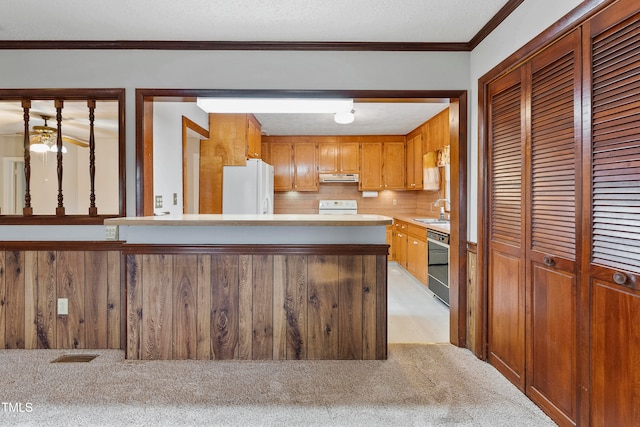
526;30;581;426
487;67;526;390
587;2;640;426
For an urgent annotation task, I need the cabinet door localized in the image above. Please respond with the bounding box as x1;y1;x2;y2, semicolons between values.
247;115;261;159
270;142;294;191
413;134;424;190
588;4;640;426
339;142;360;173
394;230;408;269
526;30;580;425
406;136;416;189
487;66;526;391
360;142;383;190
407;236;427;284
383;142;405;189
406;135;424;190
318;141;338;173
293;142;318;191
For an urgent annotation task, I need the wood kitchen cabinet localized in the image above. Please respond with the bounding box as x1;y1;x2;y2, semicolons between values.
383;142;405;189
339;142;360;173
393;219;428;285
265;139;318;191
406;134;423;190
268;141;294;191
359;142;384;190
406;224;427;284
318;140;359;174
293;141;318;191
393;220;408;269
246;114;262;159
359;141;405;191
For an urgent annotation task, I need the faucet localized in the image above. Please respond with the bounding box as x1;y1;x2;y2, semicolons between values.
434;199;450;208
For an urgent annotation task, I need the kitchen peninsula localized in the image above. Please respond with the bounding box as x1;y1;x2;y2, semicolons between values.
105;214;392;361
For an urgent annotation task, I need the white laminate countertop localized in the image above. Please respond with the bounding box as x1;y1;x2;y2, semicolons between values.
105;214;393;227
393;215;451;235
104;214;392;245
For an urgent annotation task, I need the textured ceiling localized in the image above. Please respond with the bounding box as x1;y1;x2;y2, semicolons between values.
1;0;511;43
0;1;513;136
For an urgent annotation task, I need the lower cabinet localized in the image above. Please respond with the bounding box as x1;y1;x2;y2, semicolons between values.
393;219;427;285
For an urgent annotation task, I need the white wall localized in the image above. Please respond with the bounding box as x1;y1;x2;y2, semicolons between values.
153;102;208;215
468;0;584;242
0;50;469;224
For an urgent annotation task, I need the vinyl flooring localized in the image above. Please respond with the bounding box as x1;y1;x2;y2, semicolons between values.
387;262;450;344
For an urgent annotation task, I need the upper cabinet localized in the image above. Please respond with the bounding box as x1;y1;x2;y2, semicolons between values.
359;140;405;191
264;137;318;191
247;114;262;159
318;139;360;174
406;133;423;190
406;108;450;191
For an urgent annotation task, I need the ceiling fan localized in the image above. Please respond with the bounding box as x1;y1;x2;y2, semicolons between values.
27;115;90;153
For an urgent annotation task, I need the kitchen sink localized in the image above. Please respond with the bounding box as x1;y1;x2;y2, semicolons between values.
413;218;450;224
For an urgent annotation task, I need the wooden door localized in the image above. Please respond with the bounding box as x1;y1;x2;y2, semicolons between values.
269;142;294;191
293;142;318;191
359;142;383;190
339;142;360;173
586;3;640;426
525;30;581;426
383;142;405;189
487;66;526;391
318;141;338;173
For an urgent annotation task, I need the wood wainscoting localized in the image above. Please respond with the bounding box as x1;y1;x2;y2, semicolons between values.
0;242;123;350
123;244;388;360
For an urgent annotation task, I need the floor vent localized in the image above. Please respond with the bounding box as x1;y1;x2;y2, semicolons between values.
51;354;98;363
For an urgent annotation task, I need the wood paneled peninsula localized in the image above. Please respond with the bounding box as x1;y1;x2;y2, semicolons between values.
105;214;392;361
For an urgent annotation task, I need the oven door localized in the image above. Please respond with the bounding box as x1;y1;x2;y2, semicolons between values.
427;238;449;306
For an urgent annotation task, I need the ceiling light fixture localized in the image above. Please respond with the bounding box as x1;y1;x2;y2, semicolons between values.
196;97;353;114
334;110;355;124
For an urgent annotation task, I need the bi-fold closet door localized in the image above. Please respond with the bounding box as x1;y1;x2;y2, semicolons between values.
487;1;640;424
487;29;581;426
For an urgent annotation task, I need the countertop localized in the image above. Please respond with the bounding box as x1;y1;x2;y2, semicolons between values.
392;214;451;235
105;213;393;227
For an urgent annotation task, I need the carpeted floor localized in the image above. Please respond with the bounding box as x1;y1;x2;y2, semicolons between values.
0;344;555;426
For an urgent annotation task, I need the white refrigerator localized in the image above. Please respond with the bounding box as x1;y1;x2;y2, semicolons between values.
222;159;274;214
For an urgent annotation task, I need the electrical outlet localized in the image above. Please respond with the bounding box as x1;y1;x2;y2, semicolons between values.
173;193;178;205
57;298;68;316
105;225;118;240
392;199;398;206
155;195;163;208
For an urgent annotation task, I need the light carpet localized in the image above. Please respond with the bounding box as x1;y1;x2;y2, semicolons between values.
0;344;555;426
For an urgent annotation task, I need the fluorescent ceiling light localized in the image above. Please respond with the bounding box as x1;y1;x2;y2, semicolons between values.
197;97;353;114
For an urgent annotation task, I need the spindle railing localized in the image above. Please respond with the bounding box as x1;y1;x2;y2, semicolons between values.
0;88;124;222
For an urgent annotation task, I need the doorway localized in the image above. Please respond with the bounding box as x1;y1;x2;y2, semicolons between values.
2;157;26;214
136;89;468;348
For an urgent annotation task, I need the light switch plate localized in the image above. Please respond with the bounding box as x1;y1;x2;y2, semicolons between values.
105;225;118;240
57;298;68;316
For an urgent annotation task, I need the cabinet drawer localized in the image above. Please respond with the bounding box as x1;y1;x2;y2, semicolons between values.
407;224;427;241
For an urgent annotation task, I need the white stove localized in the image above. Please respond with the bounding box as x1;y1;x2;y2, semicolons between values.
318;200;358;215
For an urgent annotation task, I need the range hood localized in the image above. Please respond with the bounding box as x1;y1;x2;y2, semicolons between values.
319;173;359;183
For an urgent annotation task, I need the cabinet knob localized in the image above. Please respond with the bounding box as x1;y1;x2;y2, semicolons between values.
543;256;555;267
613;271;629;286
